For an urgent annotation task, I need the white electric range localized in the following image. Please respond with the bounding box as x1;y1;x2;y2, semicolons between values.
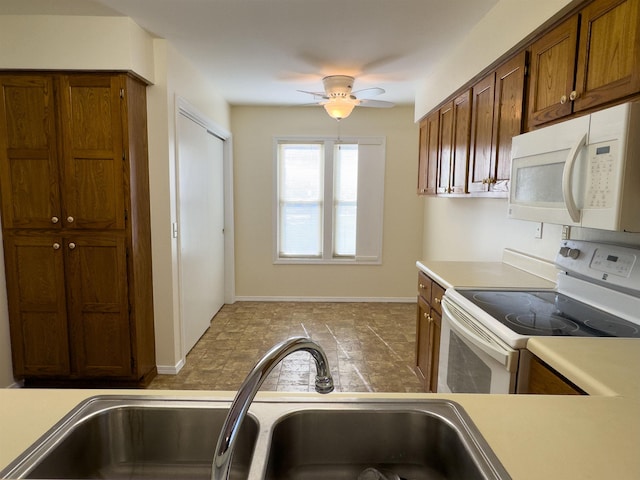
438;240;640;394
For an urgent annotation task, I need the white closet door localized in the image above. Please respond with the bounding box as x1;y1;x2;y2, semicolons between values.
178;113;225;354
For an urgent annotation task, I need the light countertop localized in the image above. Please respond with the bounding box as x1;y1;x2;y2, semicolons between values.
416;259;556;290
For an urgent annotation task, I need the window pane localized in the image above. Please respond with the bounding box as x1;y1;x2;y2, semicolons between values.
279;143;323;257
280;144;322;201
334;144;358;256
280;203;321;256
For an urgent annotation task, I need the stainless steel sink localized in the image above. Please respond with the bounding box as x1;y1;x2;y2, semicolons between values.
1;396;511;480
264;405;506;480
1;398;258;479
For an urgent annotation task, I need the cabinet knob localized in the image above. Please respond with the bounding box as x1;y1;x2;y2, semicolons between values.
51;216;59;224
52;242;61;250
419;283;425;289
423;312;428;318
68;242;76;250
66;216;75;223
434;297;441;304
427;315;433;323
560;95;567;105
569;90;578;101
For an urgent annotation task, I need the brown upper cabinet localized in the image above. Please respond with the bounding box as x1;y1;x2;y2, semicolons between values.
417;111;439;195
436;90;471;195
528;0;640;127
468;52;527;193
0;75;126;230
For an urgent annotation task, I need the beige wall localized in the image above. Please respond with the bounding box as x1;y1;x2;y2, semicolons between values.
231;105;423;300
148;40;230;371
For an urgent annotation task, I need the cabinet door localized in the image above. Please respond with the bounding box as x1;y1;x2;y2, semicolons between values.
58;75;126;230
574;0;640;112
450;90;471;194
415;296;430;389
417;111;439;195
436;103;454;194
527;16;579;127
468;73;496;193
427;309;441;393
3;235;70;376
66;235;131;377
491;51;527;191
0;75;62;229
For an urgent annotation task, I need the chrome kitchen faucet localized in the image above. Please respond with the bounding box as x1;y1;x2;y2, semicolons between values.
211;336;334;480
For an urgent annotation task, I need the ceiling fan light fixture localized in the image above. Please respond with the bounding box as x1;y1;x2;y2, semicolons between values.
323;97;357;120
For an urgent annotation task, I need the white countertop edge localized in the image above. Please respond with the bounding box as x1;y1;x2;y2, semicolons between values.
415;261;452;289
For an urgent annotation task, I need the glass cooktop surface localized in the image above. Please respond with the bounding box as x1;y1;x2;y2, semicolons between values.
458;290;640;338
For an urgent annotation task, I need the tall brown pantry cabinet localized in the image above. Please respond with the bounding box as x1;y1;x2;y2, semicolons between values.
0;72;156;386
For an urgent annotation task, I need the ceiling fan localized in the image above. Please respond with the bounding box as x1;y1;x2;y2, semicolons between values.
298;75;394;120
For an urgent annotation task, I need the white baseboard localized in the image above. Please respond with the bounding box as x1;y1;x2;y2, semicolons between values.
233;296;416;303
156;357;185;375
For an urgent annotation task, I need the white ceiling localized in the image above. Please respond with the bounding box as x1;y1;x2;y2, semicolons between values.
1;0;499;106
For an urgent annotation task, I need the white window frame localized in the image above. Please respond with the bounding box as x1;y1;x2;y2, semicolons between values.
273;136;385;265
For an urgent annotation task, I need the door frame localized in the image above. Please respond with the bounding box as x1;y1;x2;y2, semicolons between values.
174;97;235;359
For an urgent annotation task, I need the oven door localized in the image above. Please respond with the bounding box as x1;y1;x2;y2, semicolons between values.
438;297;519;394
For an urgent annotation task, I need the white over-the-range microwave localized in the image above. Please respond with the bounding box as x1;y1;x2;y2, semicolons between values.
508;101;640;232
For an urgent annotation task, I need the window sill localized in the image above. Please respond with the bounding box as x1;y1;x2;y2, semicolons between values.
274;256;381;265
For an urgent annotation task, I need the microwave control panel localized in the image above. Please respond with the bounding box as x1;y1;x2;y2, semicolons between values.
585;140;618;209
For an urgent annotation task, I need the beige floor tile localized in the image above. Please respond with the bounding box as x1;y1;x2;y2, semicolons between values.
148;301;424;393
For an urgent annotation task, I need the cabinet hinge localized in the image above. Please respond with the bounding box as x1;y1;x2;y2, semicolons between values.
122;152;126;162
119;88;125;99
524;65;528;76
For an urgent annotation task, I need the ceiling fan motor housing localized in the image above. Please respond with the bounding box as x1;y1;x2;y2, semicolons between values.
323;75;354;98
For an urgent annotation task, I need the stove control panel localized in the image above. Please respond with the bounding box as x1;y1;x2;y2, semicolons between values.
556;240;640;294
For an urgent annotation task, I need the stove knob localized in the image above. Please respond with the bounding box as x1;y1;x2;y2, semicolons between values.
568;248;580;259
559;246;570;257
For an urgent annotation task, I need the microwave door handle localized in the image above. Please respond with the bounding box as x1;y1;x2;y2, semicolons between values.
441;300;516;370
562;133;587;223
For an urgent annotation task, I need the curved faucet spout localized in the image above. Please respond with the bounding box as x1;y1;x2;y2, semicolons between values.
212;336;334;480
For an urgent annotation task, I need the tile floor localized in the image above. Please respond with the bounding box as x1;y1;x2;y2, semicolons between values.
148;301;424;393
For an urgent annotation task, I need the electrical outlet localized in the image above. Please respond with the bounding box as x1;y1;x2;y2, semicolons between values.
534;222;543;239
562;225;571;240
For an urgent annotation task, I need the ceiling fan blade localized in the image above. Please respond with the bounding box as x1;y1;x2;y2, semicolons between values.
297;89;328;99
358;99;395;108
352;87;385;99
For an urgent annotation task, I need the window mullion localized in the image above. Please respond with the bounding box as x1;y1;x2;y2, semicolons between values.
322;140;335;260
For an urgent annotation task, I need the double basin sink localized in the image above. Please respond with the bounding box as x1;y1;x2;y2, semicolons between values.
1;395;511;479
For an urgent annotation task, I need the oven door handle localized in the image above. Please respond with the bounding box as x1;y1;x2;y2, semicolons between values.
441;299;517;371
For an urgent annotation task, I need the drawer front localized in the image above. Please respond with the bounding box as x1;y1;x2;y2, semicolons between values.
417;272;432;302
431;283;445;316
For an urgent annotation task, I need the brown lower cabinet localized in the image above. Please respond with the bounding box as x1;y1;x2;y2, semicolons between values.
518;351;586;395
0;72;156;387
415;271;444;392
